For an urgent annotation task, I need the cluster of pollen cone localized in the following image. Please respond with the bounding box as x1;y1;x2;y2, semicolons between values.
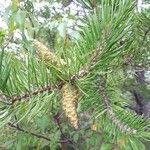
33;39;79;129
61;83;79;129
33;39;65;67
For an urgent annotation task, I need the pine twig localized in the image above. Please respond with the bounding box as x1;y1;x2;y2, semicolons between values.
8;122;50;141
141;27;150;45
11;81;64;104
54;113;76;149
96;76;137;134
0;81;64;104
0;91;12;105
71;42;103;80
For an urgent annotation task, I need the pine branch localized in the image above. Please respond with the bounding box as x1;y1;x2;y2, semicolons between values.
8;122;50;141
96;76;137;134
0;40;103;105
8;117;75;144
54;113;77;149
11;81;64;104
0;81;64;104
141;27;150;45
72;42;103;79
33;38;103;81
1;48;101;104
0;91;12;105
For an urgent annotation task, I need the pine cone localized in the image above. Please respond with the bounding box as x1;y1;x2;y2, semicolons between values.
61;83;79;129
33;39;55;62
33;39;65;66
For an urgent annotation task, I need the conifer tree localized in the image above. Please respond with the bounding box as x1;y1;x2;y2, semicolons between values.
0;0;150;149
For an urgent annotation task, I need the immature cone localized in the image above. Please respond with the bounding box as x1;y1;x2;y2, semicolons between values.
61;83;79;129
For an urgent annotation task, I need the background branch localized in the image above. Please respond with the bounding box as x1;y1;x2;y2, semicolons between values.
8;122;50;141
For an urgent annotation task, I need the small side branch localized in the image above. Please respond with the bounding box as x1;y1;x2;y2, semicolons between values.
71;43;103;80
0;91;12;105
8;122;50;141
96;76;136;134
